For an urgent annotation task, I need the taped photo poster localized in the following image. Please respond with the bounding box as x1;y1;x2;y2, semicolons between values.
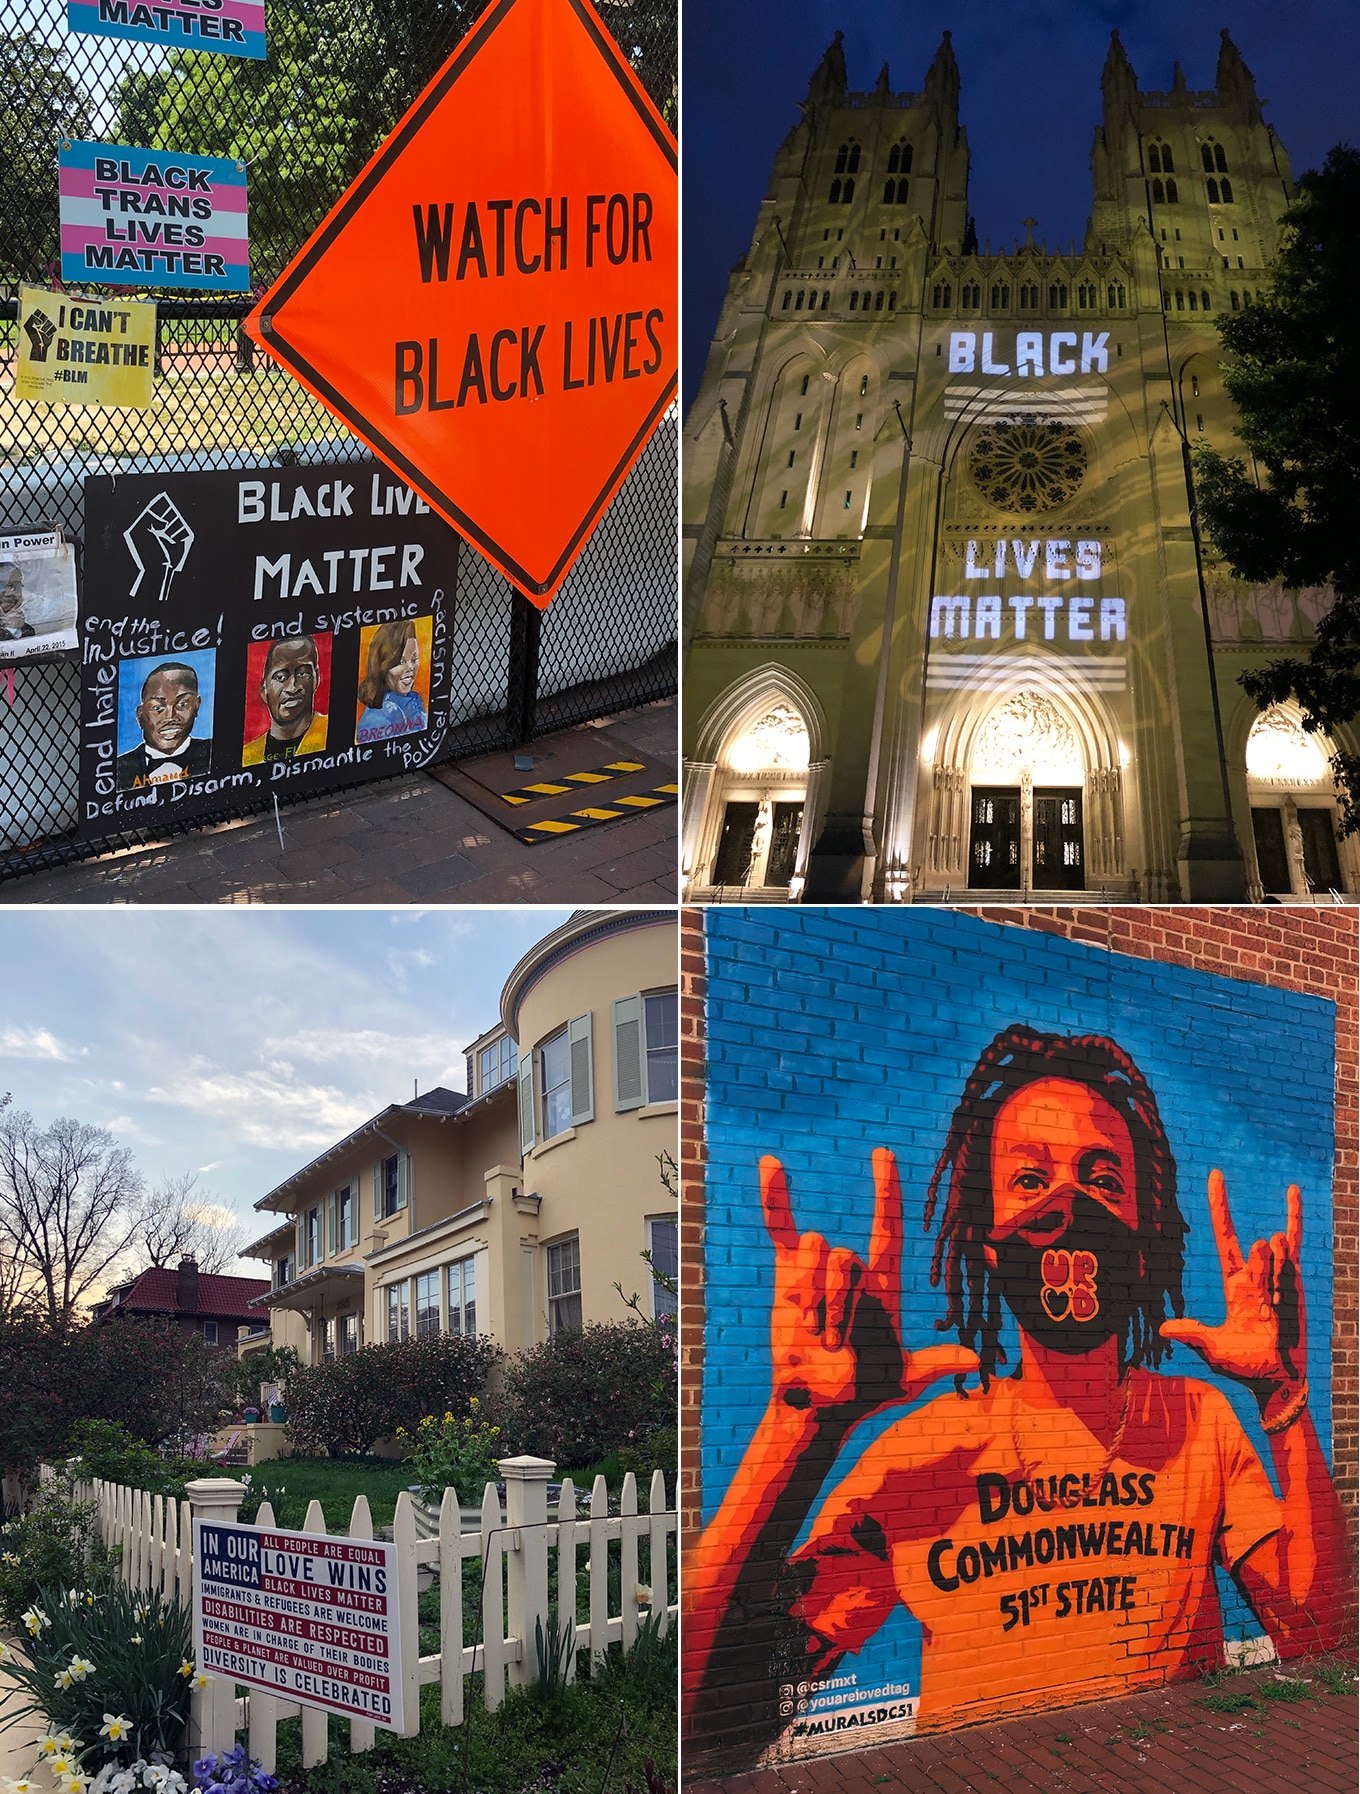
0;529;80;661
79;463;458;832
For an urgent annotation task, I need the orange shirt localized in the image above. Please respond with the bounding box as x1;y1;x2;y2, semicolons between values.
792;1369;1282;1730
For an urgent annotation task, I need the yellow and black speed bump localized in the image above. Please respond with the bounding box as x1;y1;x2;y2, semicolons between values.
498;760;646;806
511;783;678;844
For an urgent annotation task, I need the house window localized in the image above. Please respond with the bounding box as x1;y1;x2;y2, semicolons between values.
275;1254;294;1289
306;1206;321;1267
540;1028;572;1140
336;1185;353;1251
644;991;678;1103
648;1217;678;1321
546;1236;582;1334
381;1153;401;1217
319;1318;334;1364
481;1036;517;1093
341;1313;359;1356
415;1271;440;1338
447;1256;477;1337
202;1320;218;1345
386;1281;409;1343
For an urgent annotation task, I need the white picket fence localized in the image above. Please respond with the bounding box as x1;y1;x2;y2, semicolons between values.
42;1456;675;1770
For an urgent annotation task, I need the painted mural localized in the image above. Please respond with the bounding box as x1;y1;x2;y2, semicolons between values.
685;910;1352;1767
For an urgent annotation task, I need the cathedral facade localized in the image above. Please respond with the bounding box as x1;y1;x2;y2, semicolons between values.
681;29;1356;903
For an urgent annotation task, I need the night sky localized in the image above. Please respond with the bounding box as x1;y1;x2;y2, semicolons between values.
682;0;1360;408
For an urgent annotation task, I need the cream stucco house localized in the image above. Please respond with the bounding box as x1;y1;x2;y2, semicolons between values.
240;910;678;1383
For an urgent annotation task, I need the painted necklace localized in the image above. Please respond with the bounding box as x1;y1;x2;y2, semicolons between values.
1005;1366;1136;1493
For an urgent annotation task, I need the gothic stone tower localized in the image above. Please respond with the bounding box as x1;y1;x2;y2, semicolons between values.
682;30;1354;903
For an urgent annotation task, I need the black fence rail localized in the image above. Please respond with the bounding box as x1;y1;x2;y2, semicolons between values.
0;0;677;883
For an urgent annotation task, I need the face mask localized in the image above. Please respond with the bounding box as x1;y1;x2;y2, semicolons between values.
990;1193;1143;1355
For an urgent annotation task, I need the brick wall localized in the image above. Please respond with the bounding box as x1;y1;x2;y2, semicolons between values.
681;905;1357;1770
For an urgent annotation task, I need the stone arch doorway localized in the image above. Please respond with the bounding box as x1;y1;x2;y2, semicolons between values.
921;685;1127;896
683;668;830;899
1245;704;1354;898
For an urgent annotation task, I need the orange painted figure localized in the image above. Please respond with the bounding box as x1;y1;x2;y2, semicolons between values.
683;1026;1353;1763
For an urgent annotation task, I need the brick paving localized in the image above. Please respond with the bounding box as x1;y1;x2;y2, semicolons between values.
684;1655;1359;1794
0;699;676;906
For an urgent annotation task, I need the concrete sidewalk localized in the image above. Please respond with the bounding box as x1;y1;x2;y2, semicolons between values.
685;1653;1359;1794
0;700;676;906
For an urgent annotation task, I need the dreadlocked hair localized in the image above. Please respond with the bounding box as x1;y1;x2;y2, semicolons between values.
923;1024;1187;1390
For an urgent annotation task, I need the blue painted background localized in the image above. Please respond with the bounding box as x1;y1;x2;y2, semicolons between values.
701;908;1336;1699
117;648;218;757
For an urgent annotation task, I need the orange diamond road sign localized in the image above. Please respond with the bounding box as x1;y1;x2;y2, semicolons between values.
244;0;676;606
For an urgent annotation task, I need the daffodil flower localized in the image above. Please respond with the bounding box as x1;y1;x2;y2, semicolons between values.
99;1715;132;1743
68;1656;96;1681
53;1670;74;1690
191;1672;208;1690
177;1659;195;1678
21;1608;49;1635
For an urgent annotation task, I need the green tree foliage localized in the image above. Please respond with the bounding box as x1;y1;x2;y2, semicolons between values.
501;1321;675;1471
0;33;93;289
1193;145;1360;829
282;1331;501;1457
115;0;483;287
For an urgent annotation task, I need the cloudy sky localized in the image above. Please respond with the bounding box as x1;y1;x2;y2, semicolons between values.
0;907;572;1272
684;0;1360;405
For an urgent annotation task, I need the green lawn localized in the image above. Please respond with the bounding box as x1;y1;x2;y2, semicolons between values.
242;1455;635;1532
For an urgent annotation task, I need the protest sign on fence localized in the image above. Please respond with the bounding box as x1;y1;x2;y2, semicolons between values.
193;1518;405;1730
68;0;267;59
79;462;460;834
60;140;250;291
14;285;156;409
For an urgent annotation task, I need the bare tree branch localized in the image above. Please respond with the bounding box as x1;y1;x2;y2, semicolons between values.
135;1172;247;1276
0;1110;144;1330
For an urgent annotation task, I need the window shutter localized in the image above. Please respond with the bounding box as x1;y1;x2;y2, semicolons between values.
613;994;644;1111
517;1054;536;1155
327;1192;337;1256
373;1162;382;1221
396;1153;409;1210
568;1012;594;1125
295;1216;305;1269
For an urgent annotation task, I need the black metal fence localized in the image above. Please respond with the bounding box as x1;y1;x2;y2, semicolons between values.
0;0;677;881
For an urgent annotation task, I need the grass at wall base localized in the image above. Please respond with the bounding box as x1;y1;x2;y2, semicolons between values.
266;1628;678;1794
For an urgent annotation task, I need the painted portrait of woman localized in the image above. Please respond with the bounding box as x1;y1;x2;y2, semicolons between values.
355;618;430;745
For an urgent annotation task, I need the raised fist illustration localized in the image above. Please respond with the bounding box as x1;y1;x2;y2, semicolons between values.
23;308;56;362
124;492;195;605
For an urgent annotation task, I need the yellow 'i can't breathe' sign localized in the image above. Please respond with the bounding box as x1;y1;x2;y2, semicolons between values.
15;284;156;408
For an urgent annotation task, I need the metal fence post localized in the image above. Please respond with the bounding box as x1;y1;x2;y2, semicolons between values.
505;593;543;746
184;1477;247;1757
500;1455;553;1691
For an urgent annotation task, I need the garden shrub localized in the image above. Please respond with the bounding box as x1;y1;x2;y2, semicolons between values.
500;1322;676;1472
398;1397;504;1503
0;1485;109;1633
283;1334;502;1457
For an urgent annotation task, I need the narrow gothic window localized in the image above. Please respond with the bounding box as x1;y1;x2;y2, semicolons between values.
1191;374;1199;396
794;412;802;429
883;180;895;204
860;374;868;395
795;290;805;310
1151;178;1164;204
801;375;810;394
1049;283;1067;308
1201;143;1215;173
1188;290;1198;310
1166;178;1179;203
932;284;941;307
1201;289;1210;310
1215;144;1228;172
1220;178;1233;203
1207;178;1220;203
844;491;852;509
842;177;856;202
779;491;787;508
897;179;910;203
990;283;1009;308
875;289;884;310
829;178;841;204
1148;145;1162;173
1160;145;1174;172
850;450;858;467
1230;289;1239;308
782;291;791;309
851;291;859;311
821;290;831;310
888;291;896;308
787;450;795;467
1175;290;1185;310
887;142;913;175
940;283;951;307
1163;291;1172;311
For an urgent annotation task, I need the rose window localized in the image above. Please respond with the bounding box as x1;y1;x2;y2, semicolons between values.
967;420;1088;513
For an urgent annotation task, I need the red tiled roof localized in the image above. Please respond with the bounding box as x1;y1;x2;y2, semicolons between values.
104;1267;270;1321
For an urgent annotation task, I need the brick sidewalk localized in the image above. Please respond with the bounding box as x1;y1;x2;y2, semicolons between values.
0;700;676;906
684;1656;1359;1794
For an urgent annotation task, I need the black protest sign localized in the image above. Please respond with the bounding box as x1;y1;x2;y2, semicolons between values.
79;463;459;835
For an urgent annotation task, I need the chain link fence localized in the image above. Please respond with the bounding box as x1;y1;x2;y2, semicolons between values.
0;0;677;879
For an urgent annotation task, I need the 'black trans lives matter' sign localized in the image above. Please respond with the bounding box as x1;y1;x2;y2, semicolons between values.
79;463;458;834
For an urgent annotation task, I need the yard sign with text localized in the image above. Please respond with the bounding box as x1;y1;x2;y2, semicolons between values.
193;1518;405;1729
244;0;677;605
